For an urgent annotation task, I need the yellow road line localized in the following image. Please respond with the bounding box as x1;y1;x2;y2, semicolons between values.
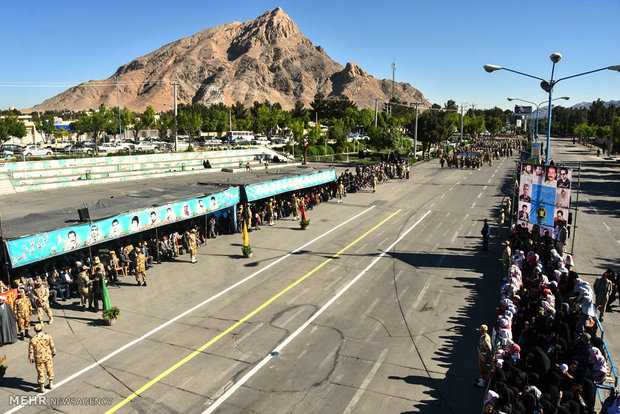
106;209;400;413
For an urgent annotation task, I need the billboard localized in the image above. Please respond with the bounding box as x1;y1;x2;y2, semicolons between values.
245;169;336;201
518;163;572;236
6;187;239;268
515;105;533;114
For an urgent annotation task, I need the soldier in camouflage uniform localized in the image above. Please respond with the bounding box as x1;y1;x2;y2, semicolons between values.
188;229;198;264
33;279;53;324
29;323;56;393
92;256;106;280
76;265;92;312
13;289;33;340
136;249;147;286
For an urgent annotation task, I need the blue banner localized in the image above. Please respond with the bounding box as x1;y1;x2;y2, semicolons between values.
245;170;336;201
518;162;572;236
530;183;556;227
7;187;239;268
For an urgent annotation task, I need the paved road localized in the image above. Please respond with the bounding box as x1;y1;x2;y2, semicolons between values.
4;147;603;414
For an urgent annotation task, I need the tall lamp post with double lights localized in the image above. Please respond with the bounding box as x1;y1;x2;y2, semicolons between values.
484;54;620;164
507;96;570;143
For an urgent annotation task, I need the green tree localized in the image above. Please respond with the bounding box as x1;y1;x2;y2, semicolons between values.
91;104;113;154
34;117;56;142
416;110;452;157
156;115;174;140
464;115;485;139
485;116;503;136
290;118;305;154
328;118;348;153
253;105;271;135
234;118;253;131
328;95;356;119
444;99;458;111
309;92;328;121
178;110;203;149
307;123;321;146
0;113;26;142
359;108;375;130
120;107;135;137
231;101;248;119
290;101;308;120
142;106;156;129
368;126;400;151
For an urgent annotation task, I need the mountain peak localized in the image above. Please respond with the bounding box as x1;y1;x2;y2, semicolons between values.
343;62;370;79
250;7;299;41
28;9;429;112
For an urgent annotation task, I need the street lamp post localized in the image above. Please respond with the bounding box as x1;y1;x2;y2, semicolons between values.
507;96;570;143
484;56;620;164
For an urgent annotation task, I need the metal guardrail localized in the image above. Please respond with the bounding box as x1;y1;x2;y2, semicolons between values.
595;316;618;404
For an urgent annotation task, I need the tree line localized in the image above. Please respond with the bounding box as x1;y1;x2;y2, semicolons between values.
1;97;617;155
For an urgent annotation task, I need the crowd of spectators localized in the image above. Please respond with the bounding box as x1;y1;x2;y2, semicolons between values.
480;218;618;413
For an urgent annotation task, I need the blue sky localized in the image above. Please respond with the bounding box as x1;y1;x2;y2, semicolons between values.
1;0;619;111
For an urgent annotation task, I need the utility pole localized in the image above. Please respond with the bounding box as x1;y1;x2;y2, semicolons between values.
391;59;396;101
460;103;464;143
414;103;419;160
609;105;616;156
374;98;378;127
172;81;178;152
116;76;122;142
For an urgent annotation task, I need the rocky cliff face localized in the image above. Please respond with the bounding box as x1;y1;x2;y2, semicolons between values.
29;8;429;112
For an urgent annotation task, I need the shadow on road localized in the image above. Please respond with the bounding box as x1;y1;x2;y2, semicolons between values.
384;169;515;413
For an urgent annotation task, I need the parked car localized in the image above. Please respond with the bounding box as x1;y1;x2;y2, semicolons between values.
46;140;74;151
0;144;24;157
97;142;125;153
199;137;223;146
61;142;95;155
133;141;161;151
164;141;190;151
22;145;53;157
251;137;270;146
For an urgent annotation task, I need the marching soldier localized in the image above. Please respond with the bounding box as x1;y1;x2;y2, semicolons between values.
76;265;92;312
188;229;198;264
13;288;33;340
136;248;148;286
29;324;56;393
371;174;378;193
34;278;53;324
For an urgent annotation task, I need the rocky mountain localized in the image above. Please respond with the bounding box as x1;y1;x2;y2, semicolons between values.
28;8;429;113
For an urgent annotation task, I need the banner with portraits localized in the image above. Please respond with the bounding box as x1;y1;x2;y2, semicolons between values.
6;187;240;268
518;163;572;236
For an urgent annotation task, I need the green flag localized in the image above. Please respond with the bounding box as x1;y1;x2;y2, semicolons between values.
102;277;111;311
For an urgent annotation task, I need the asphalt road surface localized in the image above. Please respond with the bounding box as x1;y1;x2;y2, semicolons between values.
1;139;617;414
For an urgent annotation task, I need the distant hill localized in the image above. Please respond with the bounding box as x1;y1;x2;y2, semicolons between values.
570;100;620;110
27;8;430;113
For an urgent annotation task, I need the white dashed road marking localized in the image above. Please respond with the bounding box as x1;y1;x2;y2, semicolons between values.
342;348;389;414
